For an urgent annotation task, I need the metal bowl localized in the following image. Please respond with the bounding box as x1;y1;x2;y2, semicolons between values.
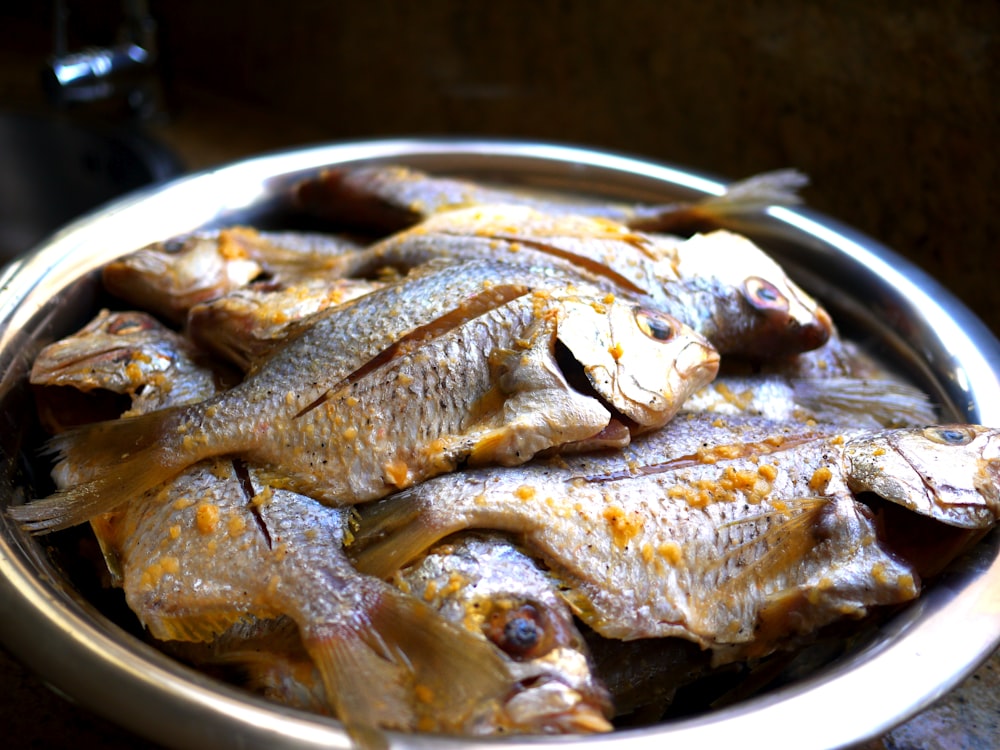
1;139;998;750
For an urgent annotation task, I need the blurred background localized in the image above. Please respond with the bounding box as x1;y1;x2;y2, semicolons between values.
0;1;997;747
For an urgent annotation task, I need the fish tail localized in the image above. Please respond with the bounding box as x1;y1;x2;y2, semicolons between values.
628;170;809;232
791;377;938;427
348;494;463;578
702;169;809;216
8;404;210;533
303;587;510;742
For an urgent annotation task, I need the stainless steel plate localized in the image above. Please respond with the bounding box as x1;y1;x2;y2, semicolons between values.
1;139;998;750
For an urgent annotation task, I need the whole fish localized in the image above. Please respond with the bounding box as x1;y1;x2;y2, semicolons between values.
325;205;832;359
28;308;521;744
30;309;223;409
350;414;1000;662
292;163;808;235
187;276;385;370
394;532;613;734
102;226;363;324
12;259;718;533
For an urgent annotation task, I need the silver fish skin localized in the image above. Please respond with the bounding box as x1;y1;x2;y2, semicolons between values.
102;226;363;324
187;275;385;371
292;163;807;235
395;533;613;734
351;416;1000;661
681;374;938;428
328;205;832;359
100;466;514;739
32;309;517;743
12;259;717;532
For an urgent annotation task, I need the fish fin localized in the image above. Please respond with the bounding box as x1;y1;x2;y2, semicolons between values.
8;404;207;533
628;170;809;232
702;169;809;215
349;494;464;579
791;377;938;426
307;626;403;747
714;496;831;594
304;587;510;739
145;611;257;644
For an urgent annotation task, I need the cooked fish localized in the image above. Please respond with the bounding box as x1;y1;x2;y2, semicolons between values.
29;308;518;744
12;259;718;532
172;534;617;736
350;415;1000;662
292;163;808;235
720;331;886;379
102;226;363;323
105;464;515;741
30;309;221;407
325;205;832;359
187;276;385;370
395;532;613;734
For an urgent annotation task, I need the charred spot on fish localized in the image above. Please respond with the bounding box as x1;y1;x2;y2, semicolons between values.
162;238;185;253
923;426;974;446
634;307;677;342
744;277;790;313
232;458;271;549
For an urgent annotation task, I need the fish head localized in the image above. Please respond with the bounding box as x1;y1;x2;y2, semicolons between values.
553;295;720;431
468;597;614;734
673;230;834;358
845;425;1000;529
397;535;613;734
30;309;178;394
102;231;263;323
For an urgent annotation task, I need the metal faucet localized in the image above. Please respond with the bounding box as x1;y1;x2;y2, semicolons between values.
42;0;161;118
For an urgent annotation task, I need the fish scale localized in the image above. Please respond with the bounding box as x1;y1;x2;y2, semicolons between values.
12;258;717;532
350;415;1000;662
323;202;833;359
28;307;619;740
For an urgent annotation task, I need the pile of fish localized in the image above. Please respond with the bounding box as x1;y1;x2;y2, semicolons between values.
11;164;1000;747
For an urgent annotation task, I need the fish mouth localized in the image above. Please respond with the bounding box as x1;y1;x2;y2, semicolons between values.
553;340;642;437
742;281;833;358
501;674;614;734
794;304;834;352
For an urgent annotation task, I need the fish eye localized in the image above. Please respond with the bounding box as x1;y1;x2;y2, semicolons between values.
923;426;974;445
107;315;153;336
744;277;790;312
484;603;551;660
634;308;676;342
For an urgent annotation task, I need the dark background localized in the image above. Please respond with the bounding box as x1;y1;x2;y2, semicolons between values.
1;2;997;748
2;1;997;335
